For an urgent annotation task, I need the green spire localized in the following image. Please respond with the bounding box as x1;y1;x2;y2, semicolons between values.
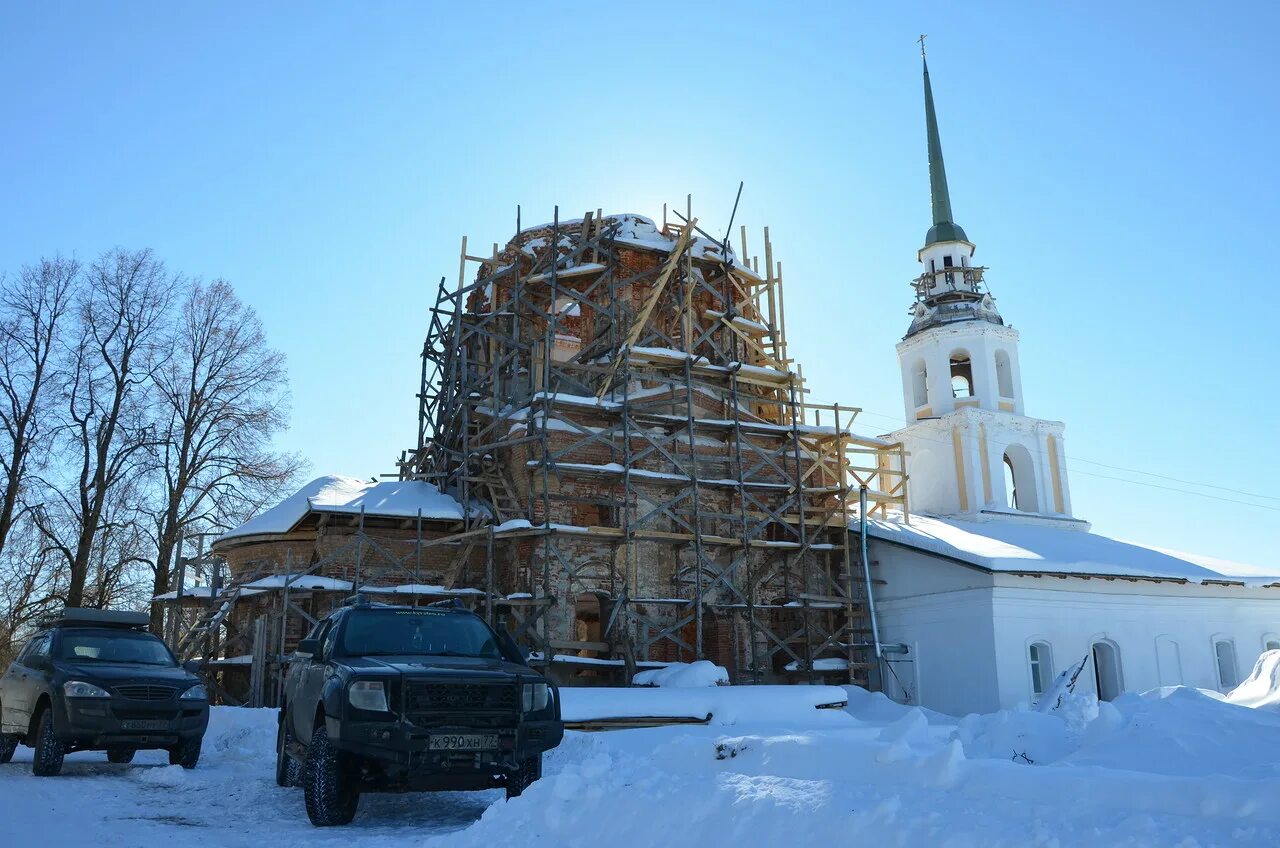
922;55;968;246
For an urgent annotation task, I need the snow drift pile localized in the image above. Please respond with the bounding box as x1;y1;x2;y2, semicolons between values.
1227;648;1280;710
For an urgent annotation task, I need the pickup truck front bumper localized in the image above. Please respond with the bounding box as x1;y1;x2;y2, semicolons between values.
328;714;563;784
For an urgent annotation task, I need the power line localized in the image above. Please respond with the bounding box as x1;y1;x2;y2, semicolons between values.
848;408;1280;514
1067;468;1280;513
1069;456;1280;503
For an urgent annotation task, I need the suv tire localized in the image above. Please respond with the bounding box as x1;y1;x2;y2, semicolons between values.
303;724;358;826
107;747;136;764
168;738;201;769
276;715;301;787
0;698;14;764
31;710;65;777
506;753;543;799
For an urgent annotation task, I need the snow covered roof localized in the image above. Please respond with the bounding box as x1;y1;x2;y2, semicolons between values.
863;513;1280;588
216;475;472;544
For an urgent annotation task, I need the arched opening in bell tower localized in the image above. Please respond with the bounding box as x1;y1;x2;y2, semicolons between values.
949;350;974;398
1002;444;1039;513
995;349;1014;399
912;360;929;408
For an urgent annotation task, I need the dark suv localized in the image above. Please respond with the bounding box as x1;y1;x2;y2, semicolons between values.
277;601;563;826
0;608;209;775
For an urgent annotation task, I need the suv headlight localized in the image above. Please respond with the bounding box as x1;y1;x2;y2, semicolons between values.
180;684;208;701
348;680;389;712
522;682;549;713
63;680;111;698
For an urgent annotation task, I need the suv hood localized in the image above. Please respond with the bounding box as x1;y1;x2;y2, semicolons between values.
345;655;532;678
56;662;198;686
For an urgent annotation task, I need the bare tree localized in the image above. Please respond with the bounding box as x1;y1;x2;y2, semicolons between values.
147;279;302;631
0;257;77;558
34;248;176;609
0;515;64;668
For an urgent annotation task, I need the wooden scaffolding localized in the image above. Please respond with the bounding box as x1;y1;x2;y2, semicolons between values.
397;203;908;685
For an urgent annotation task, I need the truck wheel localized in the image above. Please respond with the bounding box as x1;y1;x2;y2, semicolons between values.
168;738;202;769
107;748;136;764
303;724;358;826
31;711;65;777
506;753;543;799
276;716;301;787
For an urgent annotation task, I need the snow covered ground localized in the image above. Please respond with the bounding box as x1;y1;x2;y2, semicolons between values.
4;679;1280;847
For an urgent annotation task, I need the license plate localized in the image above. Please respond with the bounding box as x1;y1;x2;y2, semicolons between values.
428;733;499;751
120;719;170;731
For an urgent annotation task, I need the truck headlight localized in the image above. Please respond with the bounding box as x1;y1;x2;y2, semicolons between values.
63;680;111;698
180;684;208;701
522;682;549;713
348;680;389;712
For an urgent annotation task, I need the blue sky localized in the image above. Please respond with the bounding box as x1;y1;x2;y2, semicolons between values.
2;2;1277;565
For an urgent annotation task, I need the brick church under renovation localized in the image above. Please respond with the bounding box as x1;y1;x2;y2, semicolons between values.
157;205;909;704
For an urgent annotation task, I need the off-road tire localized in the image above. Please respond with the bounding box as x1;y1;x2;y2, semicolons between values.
31;710;65;776
506;753;543;799
276;714;301;787
303;724;358;826
168;738;201;769
107;747;136;764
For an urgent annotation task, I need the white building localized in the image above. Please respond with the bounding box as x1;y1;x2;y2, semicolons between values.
864;53;1280;716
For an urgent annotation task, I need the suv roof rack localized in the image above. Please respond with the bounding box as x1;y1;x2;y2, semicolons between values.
37;608;150;630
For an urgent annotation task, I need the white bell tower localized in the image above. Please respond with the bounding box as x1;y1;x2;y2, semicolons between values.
888;48;1085;528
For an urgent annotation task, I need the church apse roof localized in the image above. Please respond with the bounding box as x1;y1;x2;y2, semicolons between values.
860;513;1280;588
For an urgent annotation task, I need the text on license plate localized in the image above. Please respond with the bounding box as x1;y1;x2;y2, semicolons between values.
428;733;499;751
120;719;170;731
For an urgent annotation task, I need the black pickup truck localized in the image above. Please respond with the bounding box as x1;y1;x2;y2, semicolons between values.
277;601;563;826
0;608;209;775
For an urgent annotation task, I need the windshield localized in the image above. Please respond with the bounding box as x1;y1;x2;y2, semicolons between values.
339;609;500;659
57;629;176;666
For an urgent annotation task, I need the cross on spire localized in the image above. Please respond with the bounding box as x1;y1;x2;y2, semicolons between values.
918;33;927;58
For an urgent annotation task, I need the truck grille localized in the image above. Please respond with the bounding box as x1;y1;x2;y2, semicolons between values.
112;684;177;701
404;681;517;713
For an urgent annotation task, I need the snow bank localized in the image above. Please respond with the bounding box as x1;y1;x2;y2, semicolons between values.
560;685;849;725
1227;649;1280;710
7;691;1280;846
436;686;1280;848
632;660;728;688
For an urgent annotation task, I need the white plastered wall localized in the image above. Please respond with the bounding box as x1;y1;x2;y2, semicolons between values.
989;578;1280;709
870;540;1003;715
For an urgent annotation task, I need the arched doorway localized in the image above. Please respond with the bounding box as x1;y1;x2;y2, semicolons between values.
1092;640;1123;701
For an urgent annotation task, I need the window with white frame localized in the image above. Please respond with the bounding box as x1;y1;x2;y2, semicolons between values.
1214;639;1239;690
1028;641;1052;699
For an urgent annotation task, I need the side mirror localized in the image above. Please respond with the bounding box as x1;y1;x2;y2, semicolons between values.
182;659;202;674
297;638;321;659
